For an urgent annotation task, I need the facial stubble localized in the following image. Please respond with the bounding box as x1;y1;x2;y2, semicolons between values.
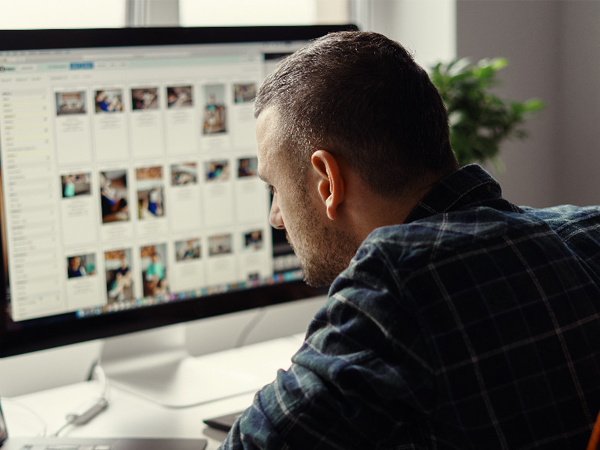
286;184;361;288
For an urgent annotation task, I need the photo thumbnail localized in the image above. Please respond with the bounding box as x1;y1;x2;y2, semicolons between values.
171;162;197;186
61;173;91;198
204;159;229;182
237;157;257;178
131;88;159;110
141;244;168;297
203;84;226;134
95;89;124;113
175;238;201;262
209;234;233;256
167;86;193;108
136;166;165;219
56;91;86;116
67;253;96;279
105;248;134;303
100;170;129;223
233;83;257;103
243;230;263;251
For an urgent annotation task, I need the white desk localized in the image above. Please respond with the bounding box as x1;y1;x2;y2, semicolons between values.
3;334;306;450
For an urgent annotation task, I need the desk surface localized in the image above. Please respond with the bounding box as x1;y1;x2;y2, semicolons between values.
3;334;305;450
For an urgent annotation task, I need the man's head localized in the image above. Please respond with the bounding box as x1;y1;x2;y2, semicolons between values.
257;107;362;287
254;31;458;198
255;31;458;287
69;256;80;269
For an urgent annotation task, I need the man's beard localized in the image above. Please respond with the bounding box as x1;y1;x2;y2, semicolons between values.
286;222;360;288
282;174;362;288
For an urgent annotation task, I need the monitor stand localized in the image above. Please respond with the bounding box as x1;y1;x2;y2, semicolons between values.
99;323;303;408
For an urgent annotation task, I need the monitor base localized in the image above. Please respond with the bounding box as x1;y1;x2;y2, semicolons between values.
100;325;303;408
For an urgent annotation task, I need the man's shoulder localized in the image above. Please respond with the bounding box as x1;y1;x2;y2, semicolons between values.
365;206;535;255
339;207;520;299
370;203;600;247
520;204;600;234
350;203;600;288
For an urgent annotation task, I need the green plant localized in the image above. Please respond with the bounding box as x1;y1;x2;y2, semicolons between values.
429;57;545;168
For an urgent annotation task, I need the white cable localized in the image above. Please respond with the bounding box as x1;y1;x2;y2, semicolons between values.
52;416;75;437
93;364;110;401
52;364;110;436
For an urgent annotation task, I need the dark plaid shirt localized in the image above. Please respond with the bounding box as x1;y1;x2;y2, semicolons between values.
220;165;600;449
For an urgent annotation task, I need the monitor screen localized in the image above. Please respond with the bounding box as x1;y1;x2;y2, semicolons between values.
0;25;355;358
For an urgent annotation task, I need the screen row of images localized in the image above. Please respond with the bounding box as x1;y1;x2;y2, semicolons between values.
61;158;257;223
56;83;257;135
67;232;264;302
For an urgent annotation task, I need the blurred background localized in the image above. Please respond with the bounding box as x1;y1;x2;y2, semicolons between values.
1;0;599;208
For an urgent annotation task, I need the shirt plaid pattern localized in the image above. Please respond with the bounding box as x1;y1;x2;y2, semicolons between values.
219;164;600;449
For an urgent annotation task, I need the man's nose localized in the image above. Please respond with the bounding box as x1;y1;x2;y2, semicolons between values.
269;195;285;229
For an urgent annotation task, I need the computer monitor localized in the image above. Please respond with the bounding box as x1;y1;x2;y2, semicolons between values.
0;25;356;404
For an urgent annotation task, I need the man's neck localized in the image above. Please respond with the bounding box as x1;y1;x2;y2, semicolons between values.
339;174;438;245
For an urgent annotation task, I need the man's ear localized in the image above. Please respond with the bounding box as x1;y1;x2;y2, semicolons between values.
310;150;345;220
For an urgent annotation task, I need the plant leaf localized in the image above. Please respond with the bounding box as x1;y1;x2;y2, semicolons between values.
429;57;544;167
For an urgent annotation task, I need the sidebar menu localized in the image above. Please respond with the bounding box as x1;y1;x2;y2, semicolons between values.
1;88;64;321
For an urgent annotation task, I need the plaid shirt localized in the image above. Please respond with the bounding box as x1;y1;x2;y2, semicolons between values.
220;165;600;449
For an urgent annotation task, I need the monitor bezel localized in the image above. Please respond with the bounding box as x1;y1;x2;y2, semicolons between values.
0;25;356;358
0;25;357;51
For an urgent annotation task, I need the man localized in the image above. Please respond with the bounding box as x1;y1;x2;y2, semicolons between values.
145;254;166;295
67;256;86;278
219;31;600;449
108;257;132;302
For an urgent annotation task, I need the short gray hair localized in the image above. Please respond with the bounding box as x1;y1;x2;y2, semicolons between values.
254;31;458;198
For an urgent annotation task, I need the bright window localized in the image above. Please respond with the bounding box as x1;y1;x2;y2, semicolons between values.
0;0;126;29
0;0;349;29
180;0;349;27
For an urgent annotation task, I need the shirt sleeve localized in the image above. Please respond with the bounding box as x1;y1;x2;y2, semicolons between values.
219;241;436;449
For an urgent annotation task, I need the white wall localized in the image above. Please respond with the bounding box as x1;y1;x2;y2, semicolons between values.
367;0;456;67
456;0;562;207
556;1;600;206
368;0;600;208
457;0;600;208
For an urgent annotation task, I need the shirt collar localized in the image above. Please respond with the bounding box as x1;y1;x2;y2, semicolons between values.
404;164;522;224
